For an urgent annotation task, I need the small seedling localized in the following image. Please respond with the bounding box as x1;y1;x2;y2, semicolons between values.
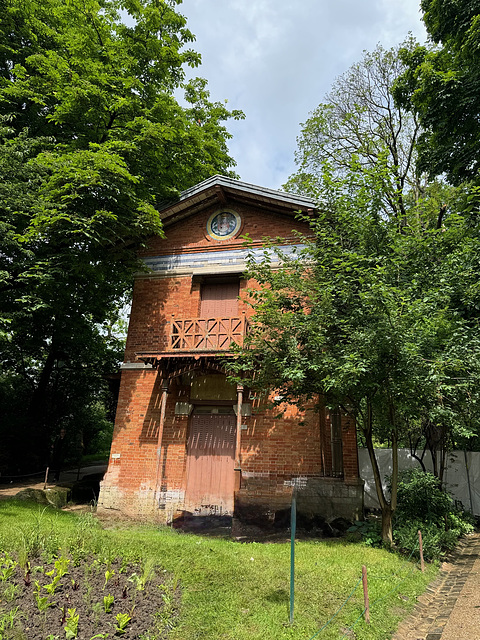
90;634;109;639
127;573;142;591
0;606;23;632
55;556;70;578
0;552;17;581
64;608;79;639
114;613;131;635
35;595;56;611
3;581;20;601
44;574;62;595
36;592;55;612
92;601;103;625
24;561;31;586
34;577;55;611
140;557;155;589
103;569;115;590
103;594;114;613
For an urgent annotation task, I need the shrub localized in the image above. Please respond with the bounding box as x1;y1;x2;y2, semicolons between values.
392;469;474;559
394;469;452;524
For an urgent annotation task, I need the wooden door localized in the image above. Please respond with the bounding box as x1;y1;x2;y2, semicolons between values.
200;282;239;318
184;412;236;516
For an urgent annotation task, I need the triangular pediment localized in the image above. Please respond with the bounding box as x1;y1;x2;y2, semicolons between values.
158;175;316;227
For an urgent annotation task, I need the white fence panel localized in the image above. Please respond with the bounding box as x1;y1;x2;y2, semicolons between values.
358;448;480;516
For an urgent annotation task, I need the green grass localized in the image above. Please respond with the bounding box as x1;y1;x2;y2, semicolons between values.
0;501;438;640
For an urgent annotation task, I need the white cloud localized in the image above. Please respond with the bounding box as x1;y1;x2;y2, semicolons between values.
180;0;427;189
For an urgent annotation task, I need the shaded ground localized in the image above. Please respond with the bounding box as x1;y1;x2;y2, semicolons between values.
0;464;107;504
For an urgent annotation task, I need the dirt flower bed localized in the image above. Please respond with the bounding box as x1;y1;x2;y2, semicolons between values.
0;551;179;639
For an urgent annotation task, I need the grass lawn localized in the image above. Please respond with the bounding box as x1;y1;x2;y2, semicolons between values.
0;500;437;640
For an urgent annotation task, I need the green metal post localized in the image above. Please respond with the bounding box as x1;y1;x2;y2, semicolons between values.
289;490;297;624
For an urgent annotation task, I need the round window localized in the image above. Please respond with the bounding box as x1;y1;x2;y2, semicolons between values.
206;210;241;240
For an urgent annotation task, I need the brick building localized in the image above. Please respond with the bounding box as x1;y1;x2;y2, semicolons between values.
98;176;364;525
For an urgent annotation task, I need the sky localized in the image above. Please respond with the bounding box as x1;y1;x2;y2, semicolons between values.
178;0;428;190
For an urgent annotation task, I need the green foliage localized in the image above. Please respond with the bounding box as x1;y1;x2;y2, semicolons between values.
103;570;115;591
392;470;474;559
394;520;459;560
0;0;244;473
114;613;131;635
284;40;434;226
64;608;79;639
347;521;383;547
0;500;438;640
0;553;17;582
237;39;480;544
103;594;114;614
394;469;452;524
395;1;480;183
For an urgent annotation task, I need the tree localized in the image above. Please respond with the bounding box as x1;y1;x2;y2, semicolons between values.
234;159;480;542
394;1;480;184
235;162;433;542
285;42;423;226
232;43;480;542
0;0;243;472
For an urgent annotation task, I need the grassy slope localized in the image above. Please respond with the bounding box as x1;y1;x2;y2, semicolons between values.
0;501;437;640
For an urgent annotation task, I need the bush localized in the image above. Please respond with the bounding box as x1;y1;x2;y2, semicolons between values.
394;520;460;560
392;469;474;559
394;468;452;524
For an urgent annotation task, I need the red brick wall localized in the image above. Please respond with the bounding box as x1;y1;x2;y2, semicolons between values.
141;202;312;257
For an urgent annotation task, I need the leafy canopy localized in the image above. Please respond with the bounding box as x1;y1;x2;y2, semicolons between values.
394;0;480;184
0;0;244;471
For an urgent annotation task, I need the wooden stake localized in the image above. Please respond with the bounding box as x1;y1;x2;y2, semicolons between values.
44;467;49;490
418;530;425;573
362;565;370;624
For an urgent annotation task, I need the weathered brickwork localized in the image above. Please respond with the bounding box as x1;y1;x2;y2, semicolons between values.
98;177;364;524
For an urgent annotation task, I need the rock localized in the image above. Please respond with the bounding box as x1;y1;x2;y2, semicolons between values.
15;486;71;508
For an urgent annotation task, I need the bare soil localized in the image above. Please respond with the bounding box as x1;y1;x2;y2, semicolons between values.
0;552;178;639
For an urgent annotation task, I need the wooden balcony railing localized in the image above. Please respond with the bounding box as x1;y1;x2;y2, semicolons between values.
170;316;248;352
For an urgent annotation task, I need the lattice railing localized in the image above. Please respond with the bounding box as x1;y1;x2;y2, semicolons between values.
169;316;248;351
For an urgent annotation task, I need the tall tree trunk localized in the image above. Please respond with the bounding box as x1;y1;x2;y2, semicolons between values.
361;398;394;544
26;341;58;465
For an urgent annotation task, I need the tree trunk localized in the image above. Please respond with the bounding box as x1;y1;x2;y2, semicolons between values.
361;398;400;544
361;399;394;543
389;408;399;514
381;504;393;543
26;341;58;464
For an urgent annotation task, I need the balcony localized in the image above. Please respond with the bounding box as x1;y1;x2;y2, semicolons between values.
170;316;248;352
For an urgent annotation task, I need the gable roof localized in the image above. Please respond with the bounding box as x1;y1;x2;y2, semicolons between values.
158;175;316;226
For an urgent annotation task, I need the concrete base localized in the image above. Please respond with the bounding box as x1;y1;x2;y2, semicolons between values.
296;477;364;522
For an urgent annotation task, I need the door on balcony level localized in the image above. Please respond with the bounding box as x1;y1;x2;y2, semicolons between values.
197;281;240;349
200;281;239;317
184;408;236;516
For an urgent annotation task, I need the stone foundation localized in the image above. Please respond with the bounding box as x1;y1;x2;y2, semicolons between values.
235;476;364;527
99;476;364;527
98;482;175;522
